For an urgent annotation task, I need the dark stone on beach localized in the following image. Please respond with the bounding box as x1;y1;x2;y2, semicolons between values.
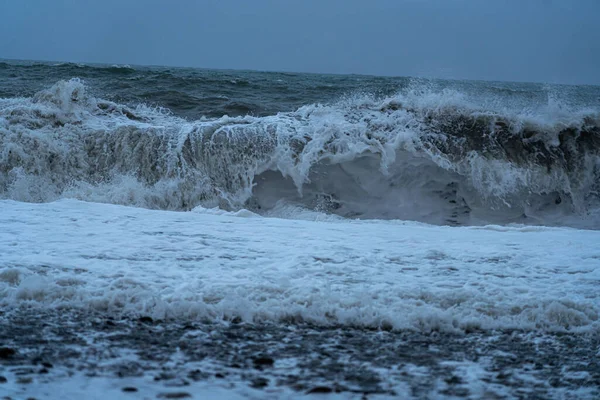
187;369;208;381
138;316;154;324
38;368;49;374
549;377;562;387
13;367;35;375
215;372;225;378
307;386;333;394
157;393;191;399
445;375;462;385
16;377;32;384
0;347;16;359
251;377;269;388
164;378;189;387
41;362;53;369
154;372;175;381
534;362;544;370
253;356;274;368
496;371;511;380
122;387;138;392
0;376;7;383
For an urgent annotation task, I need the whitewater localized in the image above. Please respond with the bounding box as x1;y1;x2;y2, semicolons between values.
0;61;599;399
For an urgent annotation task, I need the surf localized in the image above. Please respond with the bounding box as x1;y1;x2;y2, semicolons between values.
1;78;599;228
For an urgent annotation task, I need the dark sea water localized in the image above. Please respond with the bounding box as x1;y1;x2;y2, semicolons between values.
2;59;599;119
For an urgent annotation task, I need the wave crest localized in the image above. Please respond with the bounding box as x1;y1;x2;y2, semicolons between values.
1;79;599;228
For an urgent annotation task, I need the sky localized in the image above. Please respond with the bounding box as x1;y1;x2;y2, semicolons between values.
0;0;599;85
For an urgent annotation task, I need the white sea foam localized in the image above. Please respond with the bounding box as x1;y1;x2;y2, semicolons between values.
0;199;598;333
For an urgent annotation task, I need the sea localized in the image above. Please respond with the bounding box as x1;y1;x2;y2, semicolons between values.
0;59;599;399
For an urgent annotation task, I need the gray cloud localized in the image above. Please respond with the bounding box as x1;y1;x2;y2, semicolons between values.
1;0;598;84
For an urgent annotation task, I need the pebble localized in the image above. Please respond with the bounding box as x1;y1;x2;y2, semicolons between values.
17;377;33;384
307;386;333;394
186;369;207;381
0;347;16;359
157;393;192;399
445;375;462;385
251;377;269;388
252;356;274;367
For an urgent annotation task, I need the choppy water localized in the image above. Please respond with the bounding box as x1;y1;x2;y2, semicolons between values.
1;59;600;228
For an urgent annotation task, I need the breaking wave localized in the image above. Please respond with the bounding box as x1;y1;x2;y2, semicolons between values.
1;78;599;228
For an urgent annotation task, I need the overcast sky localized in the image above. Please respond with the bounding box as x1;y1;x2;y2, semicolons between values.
1;0;599;84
